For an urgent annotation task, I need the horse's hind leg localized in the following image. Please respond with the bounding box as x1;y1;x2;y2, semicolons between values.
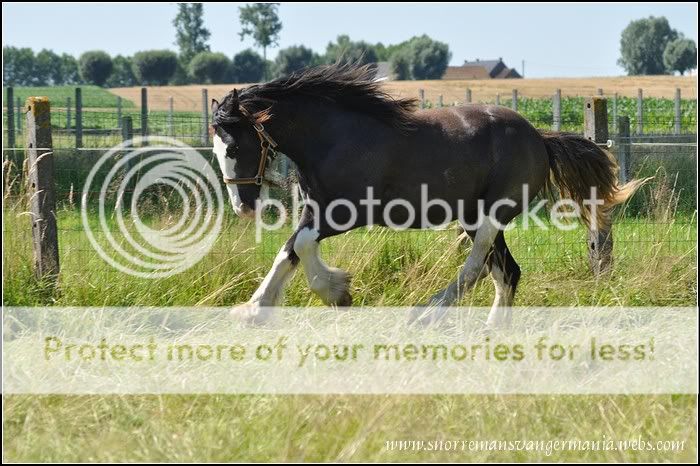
424;220;500;308
486;231;521;329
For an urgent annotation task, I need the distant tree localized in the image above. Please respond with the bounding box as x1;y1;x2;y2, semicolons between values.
324;35;378;65
230;49;266;83
3;46;36;86
132;50;179;85
173;3;210;65
106;55;137;87
189;52;231;83
79;51;113;86
389;48;412;80
406;35;450;80
273;45;319;77
35;49;63;85
618;16;678;75
60;54;81;84
238;3;282;79
663;37;697;75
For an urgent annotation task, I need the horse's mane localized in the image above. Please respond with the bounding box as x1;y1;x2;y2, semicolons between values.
230;62;419;131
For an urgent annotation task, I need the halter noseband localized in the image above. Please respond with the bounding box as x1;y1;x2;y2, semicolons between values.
222;106;279;186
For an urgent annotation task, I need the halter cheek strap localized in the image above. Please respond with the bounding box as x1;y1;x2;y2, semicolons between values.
222;106;279;186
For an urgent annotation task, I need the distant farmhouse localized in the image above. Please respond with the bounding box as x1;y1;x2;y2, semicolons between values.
443;58;522;80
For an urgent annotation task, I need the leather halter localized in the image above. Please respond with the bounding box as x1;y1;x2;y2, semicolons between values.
222;106;279;186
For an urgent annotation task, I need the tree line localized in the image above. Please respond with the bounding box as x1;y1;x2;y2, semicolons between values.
3;5;696;88
3;3;451;87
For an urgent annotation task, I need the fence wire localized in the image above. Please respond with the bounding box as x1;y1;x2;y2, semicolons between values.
2;101;697;306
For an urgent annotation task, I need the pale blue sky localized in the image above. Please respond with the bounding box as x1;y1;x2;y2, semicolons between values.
3;2;698;77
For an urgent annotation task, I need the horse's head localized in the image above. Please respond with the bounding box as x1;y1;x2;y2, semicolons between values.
211;89;273;218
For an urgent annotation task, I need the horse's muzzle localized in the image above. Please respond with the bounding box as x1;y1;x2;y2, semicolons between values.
234;203;256;219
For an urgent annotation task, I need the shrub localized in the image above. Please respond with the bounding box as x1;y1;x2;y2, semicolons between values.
230;49;265;83
188;52;231;84
132;50;179;85
78;50;113;86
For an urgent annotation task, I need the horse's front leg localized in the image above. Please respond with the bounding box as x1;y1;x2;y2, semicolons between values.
293;226;352;306
231;236;298;322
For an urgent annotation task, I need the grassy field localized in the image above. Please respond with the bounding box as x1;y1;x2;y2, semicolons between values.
3;74;698;461
3;395;696;462
108;75;698;112
2;200;698;461
6;85;134;109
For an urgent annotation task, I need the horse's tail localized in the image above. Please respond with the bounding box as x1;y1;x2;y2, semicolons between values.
540;131;648;230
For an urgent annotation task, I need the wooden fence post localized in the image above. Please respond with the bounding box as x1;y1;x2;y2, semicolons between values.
674;88;681;135
7;86;16;148
465;88;471;103
75;87;82;148
16;97;22;134
121;115;134;142
121;116;136;204
584;96;613;276
140;87;148;139
201;89;210;145
419;89;425;109
612;92;618;132
495;93;500;106
437;94;443;108
25;97;59;281
511;89;518;112
617;116;630;185
597;88;604;96
636;88;643;135
552;89;561;131
168;96;174;137
116;96;122;128
66;97;71;130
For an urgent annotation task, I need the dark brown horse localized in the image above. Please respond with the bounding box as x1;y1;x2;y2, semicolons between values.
211;63;641;326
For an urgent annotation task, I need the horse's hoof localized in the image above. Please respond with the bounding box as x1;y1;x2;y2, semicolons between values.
335;290;353;307
230;302;271;325
408;304;447;327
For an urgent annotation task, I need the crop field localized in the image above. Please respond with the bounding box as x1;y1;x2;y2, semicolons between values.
7;85;135;109
108;75;698;112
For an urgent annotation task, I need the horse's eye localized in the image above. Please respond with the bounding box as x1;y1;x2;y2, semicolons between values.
226;143;239;159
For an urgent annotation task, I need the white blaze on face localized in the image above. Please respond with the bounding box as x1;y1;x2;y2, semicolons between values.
213;134;246;216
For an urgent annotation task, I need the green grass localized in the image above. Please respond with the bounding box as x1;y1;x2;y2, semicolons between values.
6;85;132;109
3;395;696;462
4;109;206;149
3;205;697;308
2;215;697;461
3;178;697;462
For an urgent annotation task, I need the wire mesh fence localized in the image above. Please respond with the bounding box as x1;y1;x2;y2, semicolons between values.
3;85;698;149
2;92;697;306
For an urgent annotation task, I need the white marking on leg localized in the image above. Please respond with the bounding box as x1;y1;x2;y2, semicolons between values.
231;246;296;323
427;221;499;306
486;262;513;329
294;227;351;305
249;246;296;306
213;134;245;215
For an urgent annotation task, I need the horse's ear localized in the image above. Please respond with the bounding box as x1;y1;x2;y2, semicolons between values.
232;88;239;102
211;99;219;114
